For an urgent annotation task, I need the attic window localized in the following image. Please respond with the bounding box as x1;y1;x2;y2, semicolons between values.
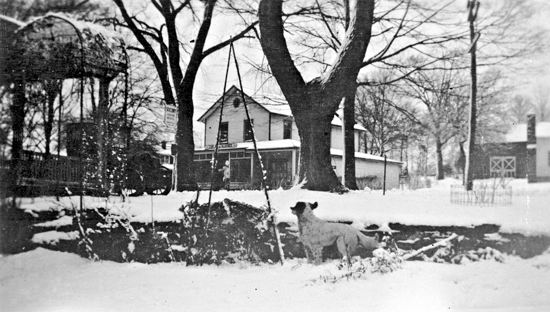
233;97;241;108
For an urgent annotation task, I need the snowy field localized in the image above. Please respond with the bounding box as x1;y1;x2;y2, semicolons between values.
2;178;550;311
1;247;550;312
18;178;550;236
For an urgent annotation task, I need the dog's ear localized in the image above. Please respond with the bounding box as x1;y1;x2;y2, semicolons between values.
311;202;318;209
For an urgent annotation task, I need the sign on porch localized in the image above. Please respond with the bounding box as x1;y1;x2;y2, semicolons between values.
164;103;177;130
205;143;238;149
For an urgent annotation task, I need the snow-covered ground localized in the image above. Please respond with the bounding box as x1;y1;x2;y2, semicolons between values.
1;247;550;312
3;178;550;312
18;178;550;236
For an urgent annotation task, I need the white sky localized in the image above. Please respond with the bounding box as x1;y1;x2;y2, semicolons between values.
99;0;550;128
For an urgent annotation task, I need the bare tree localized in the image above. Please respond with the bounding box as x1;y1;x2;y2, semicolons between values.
532;84;550;122
508;94;534;124
355;71;420;158
258;0;375;191
257;0;470;189
400;62;509;180
400;63;470;180
112;0;257;191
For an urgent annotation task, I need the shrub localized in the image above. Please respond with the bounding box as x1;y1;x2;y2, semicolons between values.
179;200;277;265
356;176;383;190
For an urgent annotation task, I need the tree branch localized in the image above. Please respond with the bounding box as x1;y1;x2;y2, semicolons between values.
258;0;307;103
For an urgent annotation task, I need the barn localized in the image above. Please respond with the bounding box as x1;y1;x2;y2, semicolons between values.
471;114;550;182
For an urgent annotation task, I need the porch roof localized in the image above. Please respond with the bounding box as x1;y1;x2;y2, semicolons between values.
195;139;402;164
330;149;403;164
196;139;301;152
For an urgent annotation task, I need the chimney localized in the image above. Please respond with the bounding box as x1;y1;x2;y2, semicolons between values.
526;114;536;183
527;114;536;145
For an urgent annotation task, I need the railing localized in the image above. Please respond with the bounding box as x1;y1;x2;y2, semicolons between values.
450;184;512;206
6;151;99;187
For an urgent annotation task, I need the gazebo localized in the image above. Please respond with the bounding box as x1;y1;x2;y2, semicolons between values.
12;13;126;80
6;13;128;195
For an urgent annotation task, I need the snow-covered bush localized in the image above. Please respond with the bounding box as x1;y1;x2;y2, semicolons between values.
179;200;277;265
317;252;404;284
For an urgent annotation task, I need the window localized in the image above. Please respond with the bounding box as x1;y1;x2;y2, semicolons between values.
220;122;228;144
162;155;173;164
244;119;254;141
283;119;292;139
230;158;251;182
233;97;241;108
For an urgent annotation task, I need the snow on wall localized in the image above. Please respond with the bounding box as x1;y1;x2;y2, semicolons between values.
536;137;550;177
331;155;401;189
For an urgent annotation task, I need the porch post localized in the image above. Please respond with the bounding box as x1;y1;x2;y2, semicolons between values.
250;152;254;183
291;149;297;182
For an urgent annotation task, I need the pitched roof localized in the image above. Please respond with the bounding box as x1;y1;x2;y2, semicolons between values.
197;86;290;123
199;86;367;131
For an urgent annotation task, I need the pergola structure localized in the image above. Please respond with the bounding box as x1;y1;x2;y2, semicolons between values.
6;13;128;195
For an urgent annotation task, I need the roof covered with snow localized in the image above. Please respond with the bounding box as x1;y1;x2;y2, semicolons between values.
0;14;25;27
195;139;401;163
330;149;402;164
13;12;126;80
504;122;550;142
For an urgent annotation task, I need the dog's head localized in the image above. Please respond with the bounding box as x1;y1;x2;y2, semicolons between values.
290;201;318;216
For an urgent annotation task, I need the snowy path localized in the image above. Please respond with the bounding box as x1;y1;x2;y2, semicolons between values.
1;248;550;312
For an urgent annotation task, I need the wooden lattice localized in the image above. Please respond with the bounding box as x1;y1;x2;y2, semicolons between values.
490;156;516;178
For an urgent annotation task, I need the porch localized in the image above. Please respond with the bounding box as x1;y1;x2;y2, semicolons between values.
193;140;300;190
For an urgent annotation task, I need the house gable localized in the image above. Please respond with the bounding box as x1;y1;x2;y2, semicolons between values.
200;86;366;152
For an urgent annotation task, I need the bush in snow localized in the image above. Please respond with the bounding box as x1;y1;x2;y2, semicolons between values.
179;199;277;265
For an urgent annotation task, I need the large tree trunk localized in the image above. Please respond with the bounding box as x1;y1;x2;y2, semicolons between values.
295;110;340;191
258;0;374;191
464;1;478;190
457;140;466;183
343;86;358;190
175;86;197;191
10;77;26;190
171;0;215;191
435;138;444;180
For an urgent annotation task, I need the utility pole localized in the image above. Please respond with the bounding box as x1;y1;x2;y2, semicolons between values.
464;0;480;191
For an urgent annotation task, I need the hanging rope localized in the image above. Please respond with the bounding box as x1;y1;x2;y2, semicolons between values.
205;42;234;233
203;42;285;265
232;42;285;265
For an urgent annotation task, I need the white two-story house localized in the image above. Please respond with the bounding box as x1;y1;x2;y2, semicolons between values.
194;86;402;189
